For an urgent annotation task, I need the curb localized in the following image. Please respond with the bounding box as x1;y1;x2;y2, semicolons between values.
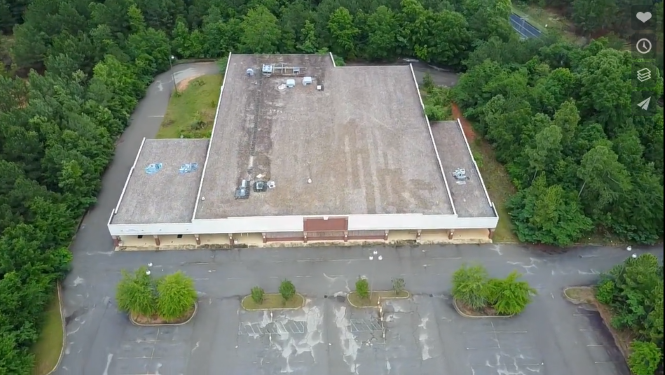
347;291;411;309
130;302;198;327
452;298;513;318
45;282;65;375
562;286;594;305
241;293;306;311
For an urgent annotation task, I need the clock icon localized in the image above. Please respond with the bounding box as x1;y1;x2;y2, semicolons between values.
636;38;652;54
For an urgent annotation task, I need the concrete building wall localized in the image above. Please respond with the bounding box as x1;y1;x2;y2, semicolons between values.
108;212;499;236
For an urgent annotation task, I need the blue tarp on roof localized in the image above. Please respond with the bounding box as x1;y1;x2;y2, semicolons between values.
179;163;198;174
145;163;163;174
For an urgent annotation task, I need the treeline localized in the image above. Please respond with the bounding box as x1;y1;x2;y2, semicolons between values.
518;0;664;70
453;36;664;246
597;254;663;374
0;0;515;372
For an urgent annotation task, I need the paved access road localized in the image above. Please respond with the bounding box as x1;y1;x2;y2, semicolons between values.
54;62;662;375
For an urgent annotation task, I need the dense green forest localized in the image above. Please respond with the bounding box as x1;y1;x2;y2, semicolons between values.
0;0;662;372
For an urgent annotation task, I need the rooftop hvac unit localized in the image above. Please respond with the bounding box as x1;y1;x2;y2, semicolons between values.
262;64;273;77
234;179;250;199
453;168;468;181
286;79;296;88
246;68;254;77
253;181;268;192
303;76;313;86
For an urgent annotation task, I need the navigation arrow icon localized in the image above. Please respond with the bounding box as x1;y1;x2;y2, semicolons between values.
637;97;651;110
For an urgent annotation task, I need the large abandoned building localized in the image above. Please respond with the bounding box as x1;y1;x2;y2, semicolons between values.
107;53;499;249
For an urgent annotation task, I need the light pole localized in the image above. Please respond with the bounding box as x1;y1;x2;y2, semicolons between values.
368;250;383;304
169;55;178;94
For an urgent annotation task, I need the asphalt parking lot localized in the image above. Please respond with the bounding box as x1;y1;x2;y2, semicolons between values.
62;272;631;375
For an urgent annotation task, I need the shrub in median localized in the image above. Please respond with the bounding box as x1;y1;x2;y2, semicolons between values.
392;277;405;295
116;266;158;317
485;271;536;316
116;267;197;322
356;278;370;299
451;264;489;310
279;279;296;301
251;286;265;304
156;271;198;321
451;264;536;316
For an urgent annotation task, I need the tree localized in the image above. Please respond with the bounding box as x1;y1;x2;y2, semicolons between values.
115;266;157;317
451;264;489;309
364;6;398;61
297;20;318;54
279;279;296;301
392;277;405;295
327;7;358;59
251;286;264;304
627;341;662;375
239;6;281;54
156;271;197;321
577;145;631;210
524;124;562;183
356;278;369;299
508;175;593;246
486;271;536;316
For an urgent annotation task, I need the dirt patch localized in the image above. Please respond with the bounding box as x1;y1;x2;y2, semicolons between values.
451;103;476;143
594;300;633;359
131;306;195;325
455;298;509;317
177;77;197;91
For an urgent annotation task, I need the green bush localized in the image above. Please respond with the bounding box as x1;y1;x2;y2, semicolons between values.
279;279;296;301
156;271;197;321
392;278;405;295
451;264;489;310
251;286;264;304
488;271;537;316
115;266;157;317
594;279;615;305
628;341;662;375
425;105;446;121
422;72;435;91
356;278;370;299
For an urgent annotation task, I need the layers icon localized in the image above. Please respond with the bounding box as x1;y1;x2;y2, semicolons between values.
637;68;651;82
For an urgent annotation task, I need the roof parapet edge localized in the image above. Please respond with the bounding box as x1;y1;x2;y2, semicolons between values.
456;118;494;210
113;137;146;217
192;52;232;221
408;63;457;216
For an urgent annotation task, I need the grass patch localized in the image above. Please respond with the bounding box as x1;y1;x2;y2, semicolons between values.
241;293;304;311
347;290;410;308
31;290;63;375
468;139;518;243
156;74;222;139
563;286;595;304
511;3;584;44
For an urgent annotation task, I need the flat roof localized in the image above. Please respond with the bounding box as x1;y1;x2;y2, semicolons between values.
112;139;209;224
194;54;454;219
430;121;495;218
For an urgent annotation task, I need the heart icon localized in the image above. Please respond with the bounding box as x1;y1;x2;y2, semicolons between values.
636;12;652;23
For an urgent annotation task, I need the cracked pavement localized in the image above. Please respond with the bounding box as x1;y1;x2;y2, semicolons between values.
57;244;662;375
54;62;662;375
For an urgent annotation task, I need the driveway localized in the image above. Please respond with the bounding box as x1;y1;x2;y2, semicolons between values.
54;62;660;375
